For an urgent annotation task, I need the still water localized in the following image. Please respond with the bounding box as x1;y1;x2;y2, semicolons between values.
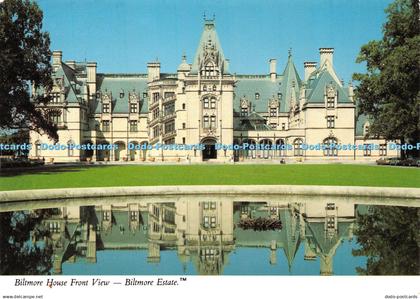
0;195;418;275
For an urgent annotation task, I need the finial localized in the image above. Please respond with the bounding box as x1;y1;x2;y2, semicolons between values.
203;12;206;21
288;48;292;58
182;51;187;62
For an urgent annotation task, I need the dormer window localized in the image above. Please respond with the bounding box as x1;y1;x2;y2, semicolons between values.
241;107;248;117
102;103;110;113
278;93;282;100
212;85;217;91
255;93;260;100
120;90;124;98
270;107;277;117
143;92;148;99
96;91;101;99
327;96;335;108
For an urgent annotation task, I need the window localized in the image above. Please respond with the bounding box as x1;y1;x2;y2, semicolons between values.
363;144;372;156
363;123;370;136
153;126;160;138
152;92;159;103
210;116;216;128
102;120;110;132
49;222;60;233
203;85;207;92
277;93;282;100
212;85;217;91
241;107;248;117
270;123;277;129
210;217;216;228
102;103;110;113
51;93;61;103
282;123;286;130
327;116;335;128
142;92;148;99
182;103;186;109
164;92;175;99
49;112;61;125
120;90;124;98
210;98;216;109
182;123;186;129
327;217;335;229
152;108;159;119
103;211;111;221
327;96;335;108
202;62;218;77
379;143;387;156
182;137;186;144
203;216;209;228
129;120;138;132
294;139;304;156
255;93;260;100
35;142;41;156
326;203;335;210
203;98;209;109
203;116;209;128
270;107;277;117
130;103;137;113
130;211;138;221
323;138;338;156
164;121;175;134
67;141;74;157
163;102;175;116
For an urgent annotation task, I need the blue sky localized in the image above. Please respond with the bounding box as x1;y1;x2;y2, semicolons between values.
37;0;393;82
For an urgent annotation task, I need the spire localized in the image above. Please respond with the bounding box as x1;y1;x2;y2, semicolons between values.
190;17;227;75
280;51;302;111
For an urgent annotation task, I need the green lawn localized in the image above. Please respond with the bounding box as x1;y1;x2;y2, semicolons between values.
0;164;419;191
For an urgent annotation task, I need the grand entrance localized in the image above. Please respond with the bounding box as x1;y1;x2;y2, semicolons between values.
202;138;217;161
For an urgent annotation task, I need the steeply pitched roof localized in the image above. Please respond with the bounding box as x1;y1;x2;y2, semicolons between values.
95;74;148;114
190;19;228;74
279;53;301;112
305;68;351;104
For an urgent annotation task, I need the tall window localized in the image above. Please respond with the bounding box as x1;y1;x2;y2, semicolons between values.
130;103;137;113
203;98;209;109
51;93;61;103
379;143;387;156
327;116;335;128
102;120;110;132
129;120;138;132
49;112;61;125
293;139;304;156
153;126;159;138
164;121;175;134
327;96;335;108
363;144;372;156
210;98;216;109
241;107;248;117
102;103;110;113
282;123;286;130
203;116;209;128
152;108;159;119
152;92;159;103
270;107;277;117
67;140;74;157
210;116;216;128
323;138;338;156
202;62;217;77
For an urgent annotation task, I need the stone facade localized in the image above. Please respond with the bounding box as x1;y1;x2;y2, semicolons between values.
29;19;399;163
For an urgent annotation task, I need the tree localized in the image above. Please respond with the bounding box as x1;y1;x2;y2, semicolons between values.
353;0;420;156
0;0;58;141
0;209;55;275
353;206;419;275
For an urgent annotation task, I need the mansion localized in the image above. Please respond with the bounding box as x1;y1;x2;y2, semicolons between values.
29;18;398;162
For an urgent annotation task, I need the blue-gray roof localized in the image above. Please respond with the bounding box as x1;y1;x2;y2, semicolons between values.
306;68;351;104
95;74;148;114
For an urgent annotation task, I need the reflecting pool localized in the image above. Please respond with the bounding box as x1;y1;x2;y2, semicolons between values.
0;196;418;275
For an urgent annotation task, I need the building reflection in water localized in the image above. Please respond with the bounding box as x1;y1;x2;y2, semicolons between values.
26;197;366;275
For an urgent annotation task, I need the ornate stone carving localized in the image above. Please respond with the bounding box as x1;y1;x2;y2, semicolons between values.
327;84;336;98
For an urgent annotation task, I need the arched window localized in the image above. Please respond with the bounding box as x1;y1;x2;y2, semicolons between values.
293;139;304;156
323;137;338;156
201;61;218;77
67;140;74;157
203;115;209;128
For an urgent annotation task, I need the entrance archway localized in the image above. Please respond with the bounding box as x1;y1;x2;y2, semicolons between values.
202;138;217;161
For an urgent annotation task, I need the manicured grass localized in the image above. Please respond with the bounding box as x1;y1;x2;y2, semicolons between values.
0;164;419;191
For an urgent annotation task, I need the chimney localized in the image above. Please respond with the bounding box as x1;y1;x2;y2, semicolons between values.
224;59;230;74
52;51;62;71
319;48;334;67
86;62;97;100
269;59;277;82
66;60;76;70
304;62;317;81
147;61;161;82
